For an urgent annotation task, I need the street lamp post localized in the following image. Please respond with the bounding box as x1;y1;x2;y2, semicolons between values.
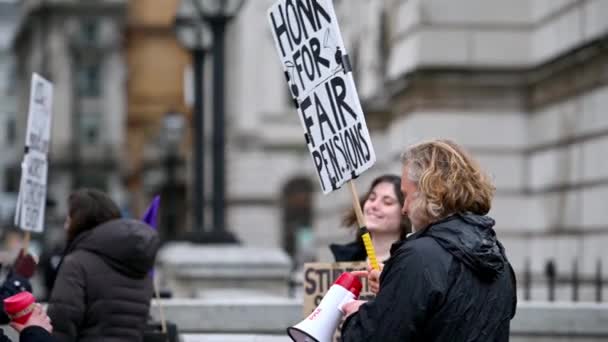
194;0;244;243
174;0;242;243
175;2;212;240
162;110;185;241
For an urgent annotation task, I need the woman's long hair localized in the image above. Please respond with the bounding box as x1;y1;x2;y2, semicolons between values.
66;188;122;243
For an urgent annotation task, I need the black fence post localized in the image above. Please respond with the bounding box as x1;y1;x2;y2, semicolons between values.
524;258;531;301
572;258;579;302
597;259;603;303
545;259;556;302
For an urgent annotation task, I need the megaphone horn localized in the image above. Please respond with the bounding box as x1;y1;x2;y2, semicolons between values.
287;272;362;342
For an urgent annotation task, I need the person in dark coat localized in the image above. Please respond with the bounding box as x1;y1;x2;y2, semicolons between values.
330;174;411;262
341;139;517;342
47;188;160;342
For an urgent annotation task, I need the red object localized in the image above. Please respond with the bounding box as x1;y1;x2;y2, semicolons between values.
4;292;35;324
334;272;362;298
13;249;37;279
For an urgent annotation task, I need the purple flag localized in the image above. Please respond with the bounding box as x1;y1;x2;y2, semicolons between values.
141;195;160;229
142;195;160;276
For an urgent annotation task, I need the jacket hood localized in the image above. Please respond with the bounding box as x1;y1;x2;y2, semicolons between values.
425;212;507;280
69;218;160;278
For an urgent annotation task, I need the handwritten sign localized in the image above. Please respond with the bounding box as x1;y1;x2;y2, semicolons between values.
268;0;376;193
15;73;53;233
25;73;53;154
302;262;375;341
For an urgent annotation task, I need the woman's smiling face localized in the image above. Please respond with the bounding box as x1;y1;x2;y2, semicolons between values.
363;181;402;235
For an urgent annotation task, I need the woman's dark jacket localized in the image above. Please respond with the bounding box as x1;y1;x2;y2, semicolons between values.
342;213;517;342
48;219;160;342
329;240;367;262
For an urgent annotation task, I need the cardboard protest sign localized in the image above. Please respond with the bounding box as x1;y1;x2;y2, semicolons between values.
15;73;53;233
302;262;376;341
268;0;376;194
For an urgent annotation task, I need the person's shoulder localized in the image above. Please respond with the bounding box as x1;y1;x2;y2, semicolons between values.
63;249;90;261
391;235;452;269
396;235;445;256
61;249;99;269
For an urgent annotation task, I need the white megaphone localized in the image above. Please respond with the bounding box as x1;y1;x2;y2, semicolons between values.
287;272;362;342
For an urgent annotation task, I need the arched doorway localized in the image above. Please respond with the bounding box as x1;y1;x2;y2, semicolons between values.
281;177;314;266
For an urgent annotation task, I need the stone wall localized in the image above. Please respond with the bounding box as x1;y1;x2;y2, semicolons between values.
310;0;608;302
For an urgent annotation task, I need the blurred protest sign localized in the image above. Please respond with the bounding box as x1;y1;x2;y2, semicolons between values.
302;262;375;341
15;74;53;235
16;151;48;233
267;0;376;194
25;73;53;154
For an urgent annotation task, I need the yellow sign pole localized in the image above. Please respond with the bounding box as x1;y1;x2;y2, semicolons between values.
348;180;379;270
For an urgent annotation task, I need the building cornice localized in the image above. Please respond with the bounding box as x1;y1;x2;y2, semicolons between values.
386;33;608;116
12;0;127;51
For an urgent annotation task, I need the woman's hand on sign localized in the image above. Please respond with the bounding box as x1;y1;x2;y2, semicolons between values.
340;300;366;318
368;262;383;294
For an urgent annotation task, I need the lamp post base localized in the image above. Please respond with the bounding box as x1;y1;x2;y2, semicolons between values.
179;229;239;244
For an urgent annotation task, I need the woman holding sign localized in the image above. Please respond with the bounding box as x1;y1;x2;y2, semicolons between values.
330;174;411;263
341;139;517;342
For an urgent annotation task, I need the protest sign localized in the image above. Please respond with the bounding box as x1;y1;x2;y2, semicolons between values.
15;73;53;235
17;150;48;233
25;73;53;154
302;262;375;341
268;0;376;194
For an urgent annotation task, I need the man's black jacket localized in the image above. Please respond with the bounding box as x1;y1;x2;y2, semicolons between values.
342;213;517;342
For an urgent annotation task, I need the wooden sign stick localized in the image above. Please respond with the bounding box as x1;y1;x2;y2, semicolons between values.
348;180;380;270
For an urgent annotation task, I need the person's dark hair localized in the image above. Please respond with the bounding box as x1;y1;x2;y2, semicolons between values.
66;188;121;243
342;174;411;239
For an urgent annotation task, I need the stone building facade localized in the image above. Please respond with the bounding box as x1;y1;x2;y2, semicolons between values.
12;0;128;216
6;0;608;301
220;0;608;300
0;1;19;223
318;0;608;300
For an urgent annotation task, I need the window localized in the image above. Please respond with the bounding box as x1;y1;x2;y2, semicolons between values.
79;170;107;190
80;20;99;44
0;63;6;95
5;117;15;145
80;112;101;145
76;65;101;97
4;165;19;193
5;65;16;96
281;177;314;264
